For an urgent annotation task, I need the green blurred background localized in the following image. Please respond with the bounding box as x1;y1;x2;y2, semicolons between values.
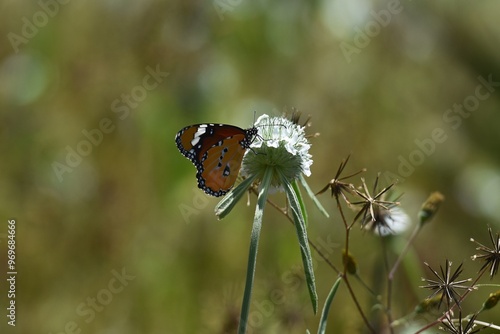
1;1;500;333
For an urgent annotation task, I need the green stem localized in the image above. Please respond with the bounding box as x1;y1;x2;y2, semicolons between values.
237;168;273;334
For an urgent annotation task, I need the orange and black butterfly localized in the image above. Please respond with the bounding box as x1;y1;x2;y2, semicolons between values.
175;123;258;196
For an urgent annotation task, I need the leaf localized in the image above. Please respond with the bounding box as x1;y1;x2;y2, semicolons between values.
299;174;329;218
292;179;308;226
215;174;257;219
282;173;318;314
317;277;342;334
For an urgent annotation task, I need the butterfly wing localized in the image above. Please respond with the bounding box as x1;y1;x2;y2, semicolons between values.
175;123;258;197
196;134;247;196
175;124;248;162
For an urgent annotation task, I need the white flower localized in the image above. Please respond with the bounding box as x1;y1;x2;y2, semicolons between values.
240;114;313;191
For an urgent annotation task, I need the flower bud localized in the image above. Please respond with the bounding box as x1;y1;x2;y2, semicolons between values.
414;294;442;314
342;250;358;275
418;191;445;225
483;290;500;310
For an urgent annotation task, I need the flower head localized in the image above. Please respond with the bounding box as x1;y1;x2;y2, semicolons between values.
420;260;472;310
316;154;365;205
240;114;313;190
471;227;500;278
351;175;399;229
363;205;411;237
440;312;486;334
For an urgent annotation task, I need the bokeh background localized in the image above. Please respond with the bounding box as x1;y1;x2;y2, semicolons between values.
1;1;500;333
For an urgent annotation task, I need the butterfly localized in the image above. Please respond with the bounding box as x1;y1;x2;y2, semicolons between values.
175;123;259;197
